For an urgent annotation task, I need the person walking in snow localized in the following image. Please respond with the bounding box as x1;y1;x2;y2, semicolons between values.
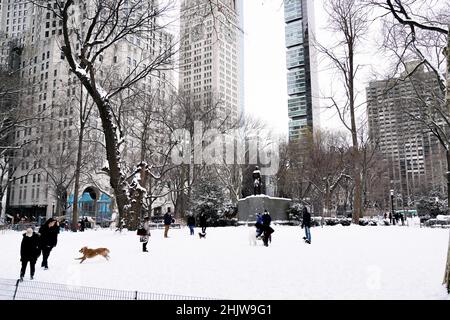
261;210;273;247
141;216;151;252
255;212;264;238
301;206;311;244
187;214;196;236
163;208;174;238
38;218;59;269
79;217;85;232
199;212;207;234
19;227;41;281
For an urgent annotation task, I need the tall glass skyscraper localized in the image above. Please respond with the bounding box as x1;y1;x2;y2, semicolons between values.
285;0;319;141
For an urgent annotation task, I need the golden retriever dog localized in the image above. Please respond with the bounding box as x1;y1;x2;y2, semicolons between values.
76;246;110;264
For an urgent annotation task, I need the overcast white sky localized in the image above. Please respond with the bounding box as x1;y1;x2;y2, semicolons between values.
243;0;386;138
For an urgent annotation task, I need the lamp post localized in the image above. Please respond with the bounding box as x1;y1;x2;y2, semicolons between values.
390;189;395;225
52;201;55;216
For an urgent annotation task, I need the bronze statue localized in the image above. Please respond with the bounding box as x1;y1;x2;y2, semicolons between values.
252;166;262;195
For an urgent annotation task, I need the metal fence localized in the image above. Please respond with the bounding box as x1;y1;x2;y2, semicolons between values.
0;278;217;300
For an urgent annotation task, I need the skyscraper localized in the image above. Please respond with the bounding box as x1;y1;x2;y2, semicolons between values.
284;0;319;141
366;61;446;202
179;0;242;124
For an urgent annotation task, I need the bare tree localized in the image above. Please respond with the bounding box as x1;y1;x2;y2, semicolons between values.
276;133;311;201
276;129;354;216
212;114;270;203
305;130;352;217
316;0;371;223
0;69;41;218
372;0;450;293
168;91;238;218
69;84;95;231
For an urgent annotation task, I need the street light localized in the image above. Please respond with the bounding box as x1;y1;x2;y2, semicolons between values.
390;189;395;225
52;201;55;216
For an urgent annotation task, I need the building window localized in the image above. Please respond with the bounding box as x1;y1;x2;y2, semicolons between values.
285;20;303;47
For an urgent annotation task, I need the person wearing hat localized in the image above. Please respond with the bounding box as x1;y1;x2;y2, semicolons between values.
20;228;41;281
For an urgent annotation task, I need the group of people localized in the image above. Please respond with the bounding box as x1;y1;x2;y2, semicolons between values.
383;212;405;225
187;212;207;236
19;218;60;281
79;217;91;232
255;210;274;247
138;208;184;252
253;206;311;246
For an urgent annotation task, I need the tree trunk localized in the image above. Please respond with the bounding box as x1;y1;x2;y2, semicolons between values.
128;163;147;230
444;229;450;293
71;131;83;232
72;86;85;232
0;193;3;221
325;182;331;217
443;25;450;293
100;104;129;227
60;2;129;229
349;41;362;224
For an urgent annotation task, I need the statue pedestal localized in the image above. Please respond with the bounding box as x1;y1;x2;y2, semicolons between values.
237;195;291;222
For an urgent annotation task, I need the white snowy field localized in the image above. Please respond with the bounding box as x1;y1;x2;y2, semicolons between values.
0;225;449;300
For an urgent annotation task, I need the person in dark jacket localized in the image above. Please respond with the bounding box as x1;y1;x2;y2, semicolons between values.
79;218;85;232
39;218;59;269
255;213;264;238
187;214;196;236
301;207;311;244
20;228;41;281
199;213;207;234
163;208;174;238
261;210;273;247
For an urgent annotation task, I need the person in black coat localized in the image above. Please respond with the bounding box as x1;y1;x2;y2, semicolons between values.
199;213;207;234
187;214;196;236
301;207;311;244
163;208;174;238
39;218;60;269
79;218;85;232
261;210;273;247
20;228;41;281
252;166;262;195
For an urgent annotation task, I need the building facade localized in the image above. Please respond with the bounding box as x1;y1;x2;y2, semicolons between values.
366;61;446;204
179;0;242;124
0;0;174;221
284;0;319;141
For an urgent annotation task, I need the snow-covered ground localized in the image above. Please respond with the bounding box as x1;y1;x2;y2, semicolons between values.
1;225;449;299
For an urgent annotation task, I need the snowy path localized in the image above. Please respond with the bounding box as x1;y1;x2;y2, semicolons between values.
0;225;448;299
